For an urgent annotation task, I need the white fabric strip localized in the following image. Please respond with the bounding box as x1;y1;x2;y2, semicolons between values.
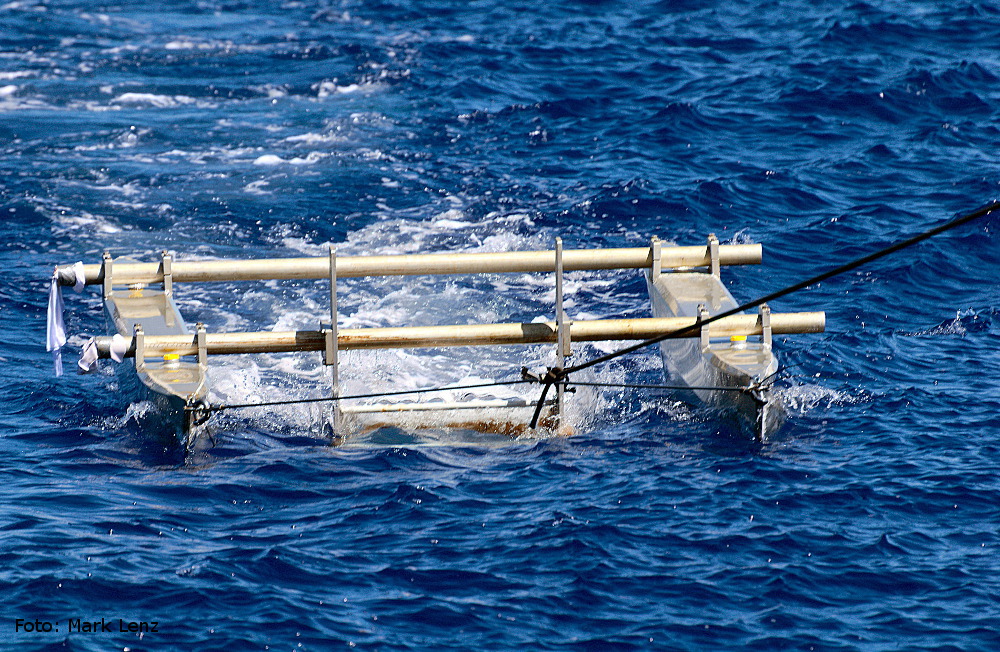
46;272;67;376
77;334;128;372
109;334;128;363
78;338;98;373
46;261;87;376
72;261;86;292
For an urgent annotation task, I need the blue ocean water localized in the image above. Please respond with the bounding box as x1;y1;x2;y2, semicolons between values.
3;0;1000;649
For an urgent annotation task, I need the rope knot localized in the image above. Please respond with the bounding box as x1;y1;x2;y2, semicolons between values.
521;366;565;385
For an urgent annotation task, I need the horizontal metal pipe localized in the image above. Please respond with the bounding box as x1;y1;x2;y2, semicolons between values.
91;311;824;358
341;399;534;414
58;244;762;286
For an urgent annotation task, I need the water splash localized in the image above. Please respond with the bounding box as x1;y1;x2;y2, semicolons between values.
900;308;991;337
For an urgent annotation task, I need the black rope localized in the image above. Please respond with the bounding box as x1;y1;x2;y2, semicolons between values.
528;200;999;427
192;378;531;415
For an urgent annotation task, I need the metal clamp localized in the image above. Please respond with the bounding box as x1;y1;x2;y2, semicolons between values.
555;237;572;360
707;233;720;277
101;252;113;300
697;303;710;350
758;303;772;349
133;324;145;373
650;236;662;278
160;250;173;298
325;247;339;367
196;322;208;369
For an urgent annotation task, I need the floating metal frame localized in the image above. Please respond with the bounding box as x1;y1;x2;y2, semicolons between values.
66;238;817;435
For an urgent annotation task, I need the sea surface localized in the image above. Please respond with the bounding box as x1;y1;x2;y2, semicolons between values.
2;1;1000;649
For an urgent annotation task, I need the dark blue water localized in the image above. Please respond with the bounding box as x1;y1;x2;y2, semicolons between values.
3;1;1000;649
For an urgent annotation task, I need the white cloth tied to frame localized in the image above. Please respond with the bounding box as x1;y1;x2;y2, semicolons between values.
45;262;86;376
78;338;97;373
70;262;85;292
108;333;127;363
46;275;66;376
78;333;128;373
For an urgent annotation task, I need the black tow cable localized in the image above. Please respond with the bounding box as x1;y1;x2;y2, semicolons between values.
525;367;564;429
527;199;999;428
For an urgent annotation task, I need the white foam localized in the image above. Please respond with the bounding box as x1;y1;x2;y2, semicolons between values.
93;180;142;196
0;96;52;114
165;39;223;50
778;383;865;415
288;152;327;165
113;93;192;107
244;180;271;195
253;154;285;166
253;152;326;166
285;131;345;145
315;80;385;98
111;93;215;109
53;212;122;234
263;86;288;98
902;309;978;337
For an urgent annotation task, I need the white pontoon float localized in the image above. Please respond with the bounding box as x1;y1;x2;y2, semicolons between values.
52;236;824;447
